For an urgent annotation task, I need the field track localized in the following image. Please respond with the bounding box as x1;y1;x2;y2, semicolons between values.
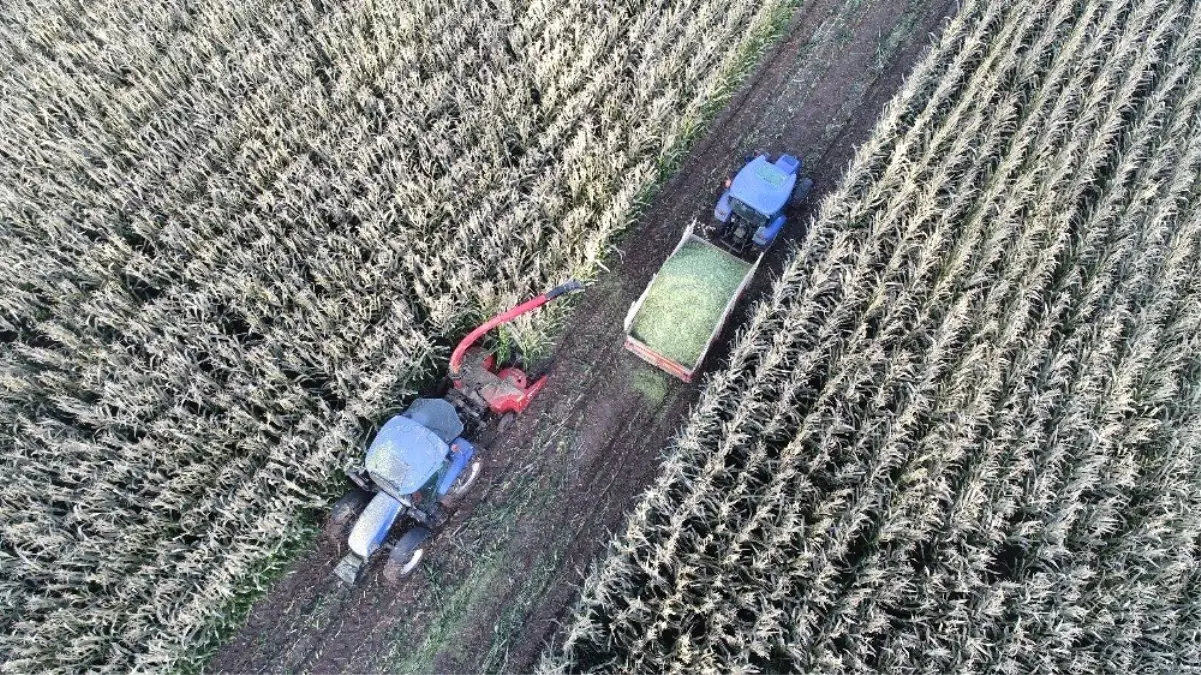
209;0;957;671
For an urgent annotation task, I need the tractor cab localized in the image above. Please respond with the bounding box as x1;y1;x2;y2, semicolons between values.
364;399;468;503
713;153;812;254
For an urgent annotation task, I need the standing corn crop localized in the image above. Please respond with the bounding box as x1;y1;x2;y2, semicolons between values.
543;0;1201;671
0;0;795;670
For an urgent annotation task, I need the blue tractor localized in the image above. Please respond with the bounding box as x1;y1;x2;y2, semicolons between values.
328;398;480;585
327;282;583;585
712;153;814;254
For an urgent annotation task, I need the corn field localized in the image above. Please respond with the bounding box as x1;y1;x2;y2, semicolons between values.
544;0;1201;671
0;0;794;670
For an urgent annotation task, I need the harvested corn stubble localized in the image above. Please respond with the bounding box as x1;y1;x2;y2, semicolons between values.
631;237;752;367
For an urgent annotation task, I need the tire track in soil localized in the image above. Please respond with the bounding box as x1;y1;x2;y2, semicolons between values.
208;0;957;671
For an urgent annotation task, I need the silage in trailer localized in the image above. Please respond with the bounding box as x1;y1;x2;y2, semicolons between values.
630;238;752;368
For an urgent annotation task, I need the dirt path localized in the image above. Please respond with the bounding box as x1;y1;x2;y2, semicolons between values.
208;0;956;672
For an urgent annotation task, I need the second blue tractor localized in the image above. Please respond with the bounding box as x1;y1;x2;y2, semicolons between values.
713;153;814;253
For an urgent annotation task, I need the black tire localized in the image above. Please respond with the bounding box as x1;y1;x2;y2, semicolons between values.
438;460;482;508
790;176;815;206
478;411;516;446
496;412;516;436
324;488;370;544
383;526;431;583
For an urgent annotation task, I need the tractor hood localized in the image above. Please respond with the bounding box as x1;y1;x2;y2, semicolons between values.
365;415;448;496
730;156;796;217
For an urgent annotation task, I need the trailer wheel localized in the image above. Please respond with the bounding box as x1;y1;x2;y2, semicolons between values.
496;412;516;437
478;412;515;446
325;488;370;544
383;527;431;583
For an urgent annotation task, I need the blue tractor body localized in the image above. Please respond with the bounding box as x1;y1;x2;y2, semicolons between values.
326;282;583;586
334;398;479;584
713;153;811;252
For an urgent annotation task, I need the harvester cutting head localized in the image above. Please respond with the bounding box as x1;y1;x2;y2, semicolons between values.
447;280;584;422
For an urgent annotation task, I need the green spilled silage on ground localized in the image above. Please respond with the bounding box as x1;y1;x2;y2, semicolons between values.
630;238;752;368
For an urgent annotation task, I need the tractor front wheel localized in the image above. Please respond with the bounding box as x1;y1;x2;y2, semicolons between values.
325;488;371;544
383;527;431;583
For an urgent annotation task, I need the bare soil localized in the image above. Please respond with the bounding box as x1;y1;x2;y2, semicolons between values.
208;0;957;672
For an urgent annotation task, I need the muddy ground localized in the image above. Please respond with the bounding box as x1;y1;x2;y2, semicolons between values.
209;0;957;672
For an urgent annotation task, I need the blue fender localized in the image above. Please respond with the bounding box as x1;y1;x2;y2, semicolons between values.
714;190;733;222
437;438;477;497
774;154;801;176
753;214;787;248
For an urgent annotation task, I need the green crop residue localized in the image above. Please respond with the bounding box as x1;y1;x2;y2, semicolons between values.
631;239;751;368
630;367;670;406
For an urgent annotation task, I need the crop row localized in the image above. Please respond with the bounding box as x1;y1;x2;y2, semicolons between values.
544;0;1201;671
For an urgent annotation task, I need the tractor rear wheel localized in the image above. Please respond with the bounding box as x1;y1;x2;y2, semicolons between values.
438;461;482;508
790;177;815;206
383;526;431;583
325;488;370;544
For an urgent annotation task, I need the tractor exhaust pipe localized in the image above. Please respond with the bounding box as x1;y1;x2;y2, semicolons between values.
449;280;584;380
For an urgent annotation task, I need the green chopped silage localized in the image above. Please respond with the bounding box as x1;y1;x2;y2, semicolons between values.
631;239;752;368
